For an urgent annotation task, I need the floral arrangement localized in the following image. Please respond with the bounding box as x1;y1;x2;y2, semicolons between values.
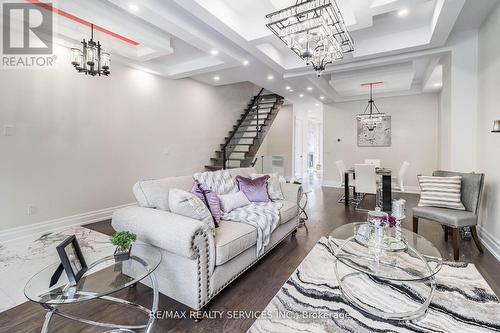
369;214;397;228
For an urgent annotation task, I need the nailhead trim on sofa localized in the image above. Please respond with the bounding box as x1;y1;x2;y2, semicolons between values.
191;229;211;308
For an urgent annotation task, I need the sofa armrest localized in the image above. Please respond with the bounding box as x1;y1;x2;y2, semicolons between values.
112;206;212;259
280;182;303;204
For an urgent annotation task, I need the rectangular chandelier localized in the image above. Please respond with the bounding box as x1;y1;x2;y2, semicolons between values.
266;0;354;76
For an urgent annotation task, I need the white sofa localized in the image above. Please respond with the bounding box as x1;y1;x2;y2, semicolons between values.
111;167;301;310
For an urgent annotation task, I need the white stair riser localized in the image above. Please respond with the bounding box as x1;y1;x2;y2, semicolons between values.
231;138;253;145
226;160;241;168
229;152;246;159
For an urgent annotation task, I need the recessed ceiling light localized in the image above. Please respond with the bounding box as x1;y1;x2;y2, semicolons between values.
433;82;442;87
315;103;319;107
210;49;219;55
129;3;139;11
320;96;325;100
299;93;304;98
307;86;313;91
398;9;409;17
213;76;220;81
285;86;291;90
242;60;249;66
267;75;274;80
289;89;294;92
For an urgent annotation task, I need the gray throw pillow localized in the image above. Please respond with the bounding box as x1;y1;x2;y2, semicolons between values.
168;189;215;230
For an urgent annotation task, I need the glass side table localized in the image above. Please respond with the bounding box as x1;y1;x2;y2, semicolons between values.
329;223;442;320
25;244;161;333
298;188;312;228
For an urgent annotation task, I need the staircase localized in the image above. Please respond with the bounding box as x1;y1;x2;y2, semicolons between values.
206;88;284;170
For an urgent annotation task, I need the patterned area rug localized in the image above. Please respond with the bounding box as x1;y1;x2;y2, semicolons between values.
0;226;114;312
248;237;500;333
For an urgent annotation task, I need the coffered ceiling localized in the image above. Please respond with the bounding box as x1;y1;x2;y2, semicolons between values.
22;0;499;106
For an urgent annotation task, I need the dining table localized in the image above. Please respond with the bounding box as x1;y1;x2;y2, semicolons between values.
344;167;392;212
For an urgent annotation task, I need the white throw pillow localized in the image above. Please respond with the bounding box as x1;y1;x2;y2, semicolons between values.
219;191;251;213
193;169;238;195
418;175;466;210
250;173;284;201
168;189;215;229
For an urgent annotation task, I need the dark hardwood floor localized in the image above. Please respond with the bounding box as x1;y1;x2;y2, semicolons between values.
1;187;498;333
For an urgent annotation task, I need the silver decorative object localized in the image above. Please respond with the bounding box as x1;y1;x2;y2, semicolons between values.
492;120;500;133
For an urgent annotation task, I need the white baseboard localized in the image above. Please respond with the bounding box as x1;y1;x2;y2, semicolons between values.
478;225;500;262
0;203;135;243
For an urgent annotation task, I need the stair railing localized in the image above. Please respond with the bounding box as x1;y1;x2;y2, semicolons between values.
222;88;265;169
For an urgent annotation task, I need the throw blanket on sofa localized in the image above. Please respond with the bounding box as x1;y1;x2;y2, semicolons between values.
222;202;283;256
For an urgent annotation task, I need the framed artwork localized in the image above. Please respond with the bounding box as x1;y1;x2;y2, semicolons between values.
56;235;88;286
357;116;391;147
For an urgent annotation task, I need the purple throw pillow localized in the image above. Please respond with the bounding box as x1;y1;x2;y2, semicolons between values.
236;175;270;202
191;181;221;227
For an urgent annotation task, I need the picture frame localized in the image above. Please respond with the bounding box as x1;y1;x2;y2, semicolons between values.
56;235;88;286
357;115;392;147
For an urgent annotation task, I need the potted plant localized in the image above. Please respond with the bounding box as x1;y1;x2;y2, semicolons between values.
111;231;137;262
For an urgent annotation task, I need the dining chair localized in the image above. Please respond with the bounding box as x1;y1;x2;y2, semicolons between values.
412;170;485;261
364;159;381;168
336;160;356;203
392;161;410;192
354;164;378;211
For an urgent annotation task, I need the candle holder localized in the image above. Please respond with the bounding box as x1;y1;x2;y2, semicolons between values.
492;120;500;133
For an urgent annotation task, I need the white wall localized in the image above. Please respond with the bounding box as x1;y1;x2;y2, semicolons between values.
264;104;293;177
323;93;439;190
438;30;479;172
477;2;500;260
0;44;257;232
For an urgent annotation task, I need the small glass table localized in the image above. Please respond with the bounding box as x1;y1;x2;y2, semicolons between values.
329;223;442;320
25;244;161;333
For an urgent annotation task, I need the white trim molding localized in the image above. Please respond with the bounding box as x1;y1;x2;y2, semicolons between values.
0;203;135;243
478;225;500;262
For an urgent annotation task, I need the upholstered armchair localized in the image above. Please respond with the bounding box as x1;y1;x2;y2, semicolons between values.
412;170;485;261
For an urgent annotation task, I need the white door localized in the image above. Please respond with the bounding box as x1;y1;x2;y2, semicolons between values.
294;116;304;180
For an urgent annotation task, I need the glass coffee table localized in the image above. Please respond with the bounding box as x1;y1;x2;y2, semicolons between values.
25;244;161;333
329;223;442;320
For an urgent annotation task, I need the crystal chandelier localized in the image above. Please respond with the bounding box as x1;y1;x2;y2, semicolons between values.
356;82;386;131
70;24;110;76
266;0;354;77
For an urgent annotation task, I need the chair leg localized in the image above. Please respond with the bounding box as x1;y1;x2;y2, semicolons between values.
412;217;418;234
471;226;484;253
452;228;460;261
444;226;448;242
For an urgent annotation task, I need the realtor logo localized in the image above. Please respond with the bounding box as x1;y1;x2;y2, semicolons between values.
1;2;56;68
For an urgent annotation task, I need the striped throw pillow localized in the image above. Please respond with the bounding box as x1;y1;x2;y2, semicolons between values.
417;175;465;210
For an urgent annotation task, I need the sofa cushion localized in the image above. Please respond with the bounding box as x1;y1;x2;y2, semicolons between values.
215;221;257;266
192;181;221;227
250;173;284;201
133;176;194;211
219;191;251;213
279;200;298;224
413;206;477;228
193;169;238;195
236;175;270;202
168;189;215;230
